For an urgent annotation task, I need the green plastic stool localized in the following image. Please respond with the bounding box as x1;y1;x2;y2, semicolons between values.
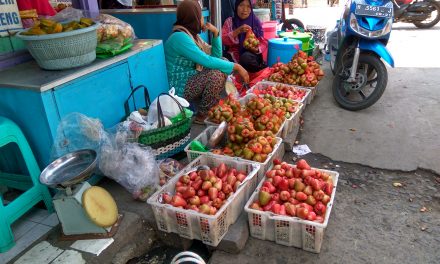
0;117;54;253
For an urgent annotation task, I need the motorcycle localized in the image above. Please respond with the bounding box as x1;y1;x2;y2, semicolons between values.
393;0;440;28
327;0;394;110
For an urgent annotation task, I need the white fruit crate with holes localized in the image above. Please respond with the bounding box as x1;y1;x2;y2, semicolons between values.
244;167;339;253
184;126;284;182
147;155;260;247
239;93;304;139
247;81;313;104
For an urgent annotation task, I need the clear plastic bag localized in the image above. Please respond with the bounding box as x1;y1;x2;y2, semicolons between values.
99;141;160;202
158;158;184;186
50;113;110;162
51;7;93;23
96;14;136;57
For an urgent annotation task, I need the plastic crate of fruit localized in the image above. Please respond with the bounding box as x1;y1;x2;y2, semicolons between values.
239;93;304;139
147;155;260;246
184;126;284;181
247;81;312;104
244;162;339;253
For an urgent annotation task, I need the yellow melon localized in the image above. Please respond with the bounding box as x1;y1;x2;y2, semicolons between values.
82;186;118;228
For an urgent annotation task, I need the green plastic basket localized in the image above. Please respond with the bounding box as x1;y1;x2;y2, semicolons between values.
16;23;99;70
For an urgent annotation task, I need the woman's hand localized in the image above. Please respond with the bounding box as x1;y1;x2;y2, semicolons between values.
234;63;249;84
233;24;251;38
203;22;219;37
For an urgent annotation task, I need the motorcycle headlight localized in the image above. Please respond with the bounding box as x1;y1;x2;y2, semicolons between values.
349;13;392;38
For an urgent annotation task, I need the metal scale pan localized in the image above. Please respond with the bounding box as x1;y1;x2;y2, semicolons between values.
39;149;97;189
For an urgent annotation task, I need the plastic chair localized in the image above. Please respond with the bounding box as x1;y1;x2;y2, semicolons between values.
0;117;53;253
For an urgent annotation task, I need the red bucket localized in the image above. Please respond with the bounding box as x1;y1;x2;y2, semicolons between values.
262;21;278;40
262;21;278;62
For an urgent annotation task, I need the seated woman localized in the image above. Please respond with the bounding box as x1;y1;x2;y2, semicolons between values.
165;0;249;123
222;0;268;73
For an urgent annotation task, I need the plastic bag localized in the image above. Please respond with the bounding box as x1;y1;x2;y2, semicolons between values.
243;30;260;53
147;88;190;124
50;113;110;162
99;142;160;201
158;158;184;186
51;7;87;23
95;14;136;57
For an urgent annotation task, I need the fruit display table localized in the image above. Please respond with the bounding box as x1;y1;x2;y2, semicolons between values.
0;39;169;170
101;8;210;43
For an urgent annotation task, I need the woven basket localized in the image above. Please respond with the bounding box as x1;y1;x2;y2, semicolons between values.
124;86;192;160
17;23;99;70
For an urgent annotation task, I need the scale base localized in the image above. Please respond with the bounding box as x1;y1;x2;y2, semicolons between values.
59;214;123;241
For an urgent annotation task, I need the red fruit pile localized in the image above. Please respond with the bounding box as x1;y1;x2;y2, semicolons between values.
268;50;325;87
249;159;334;223
254;84;308;102
215;116;277;162
163;163;248;215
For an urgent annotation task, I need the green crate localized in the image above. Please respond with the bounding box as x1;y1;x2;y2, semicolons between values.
0;36;26;54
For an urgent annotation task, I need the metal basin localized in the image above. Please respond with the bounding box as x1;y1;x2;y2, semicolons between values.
40;149;97;189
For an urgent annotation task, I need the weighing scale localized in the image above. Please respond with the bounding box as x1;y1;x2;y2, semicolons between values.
40;149;122;240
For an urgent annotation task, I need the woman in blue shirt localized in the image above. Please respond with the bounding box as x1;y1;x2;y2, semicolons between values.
165;0;249;123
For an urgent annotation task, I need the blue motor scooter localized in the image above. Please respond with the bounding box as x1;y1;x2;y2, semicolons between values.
328;0;394;110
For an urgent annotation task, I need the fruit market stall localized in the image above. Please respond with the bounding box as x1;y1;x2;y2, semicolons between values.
0;39;169;169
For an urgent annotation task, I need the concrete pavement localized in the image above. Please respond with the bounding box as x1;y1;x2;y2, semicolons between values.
299;23;440;174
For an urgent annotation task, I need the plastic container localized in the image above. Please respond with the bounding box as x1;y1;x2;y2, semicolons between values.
262;21;278;40
16;23;99;70
184;126;285;181
147;155;260;246
279;31;312;51
254;9;271;23
248;81;312;105
244;167;339;253
267;38;302;68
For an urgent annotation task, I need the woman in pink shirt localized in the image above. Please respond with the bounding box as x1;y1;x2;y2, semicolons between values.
222;0;268;73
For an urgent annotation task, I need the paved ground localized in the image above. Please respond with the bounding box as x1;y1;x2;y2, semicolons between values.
210;153;440;264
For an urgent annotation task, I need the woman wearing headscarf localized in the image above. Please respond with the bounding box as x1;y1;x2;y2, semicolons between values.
165;0;249;123
222;0;268;73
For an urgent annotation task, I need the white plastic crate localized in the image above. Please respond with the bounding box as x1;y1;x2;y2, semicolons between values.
147;155;260;247
247;81;312;104
184;126;285;181
244;167;339;253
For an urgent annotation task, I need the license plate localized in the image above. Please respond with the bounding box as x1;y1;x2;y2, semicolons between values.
355;4;393;18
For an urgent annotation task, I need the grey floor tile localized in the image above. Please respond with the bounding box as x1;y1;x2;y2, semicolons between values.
24;208;50;224
0;224;54;264
51;250;85;264
11;218;38;240
40;213;60;227
13;241;63;264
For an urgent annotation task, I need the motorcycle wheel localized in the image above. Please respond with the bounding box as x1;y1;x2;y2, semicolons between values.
332;54;387;111
413;1;440;28
281;19;305;31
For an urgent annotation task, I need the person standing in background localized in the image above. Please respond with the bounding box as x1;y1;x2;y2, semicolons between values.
17;0;56;17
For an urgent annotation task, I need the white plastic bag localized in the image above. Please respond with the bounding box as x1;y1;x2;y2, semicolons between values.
147;88;190;124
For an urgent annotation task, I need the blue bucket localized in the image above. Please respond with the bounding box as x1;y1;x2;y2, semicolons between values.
267;37;302;67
